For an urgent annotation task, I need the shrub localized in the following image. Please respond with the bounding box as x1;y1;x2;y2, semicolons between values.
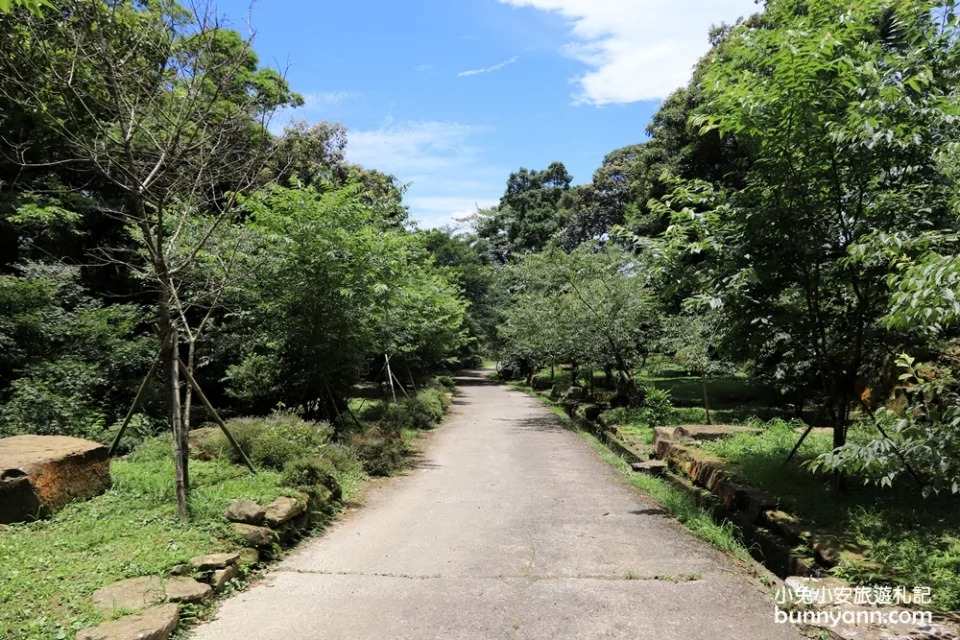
640;386;673;428
436;375;456;391
403;389;449;430
351;426;407;476
198;413;333;471
281;456;342;504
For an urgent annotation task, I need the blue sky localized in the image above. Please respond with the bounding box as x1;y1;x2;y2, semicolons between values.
216;0;759;228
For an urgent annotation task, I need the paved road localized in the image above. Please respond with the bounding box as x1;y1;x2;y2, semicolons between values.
192;371;802;640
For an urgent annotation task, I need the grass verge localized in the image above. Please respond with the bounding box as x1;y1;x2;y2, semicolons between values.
0;380;454;640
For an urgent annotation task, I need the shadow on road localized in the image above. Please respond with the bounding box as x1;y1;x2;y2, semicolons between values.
454;370;498;387
512;416;564;432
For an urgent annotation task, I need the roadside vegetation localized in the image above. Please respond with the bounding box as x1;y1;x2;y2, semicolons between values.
0;382;452;639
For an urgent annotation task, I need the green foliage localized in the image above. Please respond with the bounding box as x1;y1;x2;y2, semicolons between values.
350;426;408;477
812;354;960;496
225;184;467;417
281;456;343;505
639;385;673;428
0;263;153;440
474;162;574;261
498;243;660;388
198;413;333;472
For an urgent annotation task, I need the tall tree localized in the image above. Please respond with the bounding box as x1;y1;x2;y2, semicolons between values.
0;0;299;517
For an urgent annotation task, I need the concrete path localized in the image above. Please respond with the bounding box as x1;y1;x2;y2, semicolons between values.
192;372;802;640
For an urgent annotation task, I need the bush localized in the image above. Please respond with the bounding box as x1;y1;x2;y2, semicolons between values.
197;413;333;471
436;375;456;391
281;455;342;504
376;388;451;431
351;426;407;476
640;386;673;428
403;388;449;430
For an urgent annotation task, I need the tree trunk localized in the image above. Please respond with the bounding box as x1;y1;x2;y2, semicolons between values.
183;339;196;431
161;304;188;520
701;373;712;426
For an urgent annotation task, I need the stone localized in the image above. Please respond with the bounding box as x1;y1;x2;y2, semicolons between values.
224;499;265;525
211;564;240;590
238;548;260;566
168;564;191;577
76;603;179;640
0;435;110;524
264;496;306;527
630;460;668;477
189;552;239;571
651;427;677;459
583;404;603;422
232;523;273;548
92;576;211;615
673;425;762;442
563;386;584;401
808;608;960;640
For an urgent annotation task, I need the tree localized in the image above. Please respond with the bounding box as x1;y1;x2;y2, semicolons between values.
475;162;573;261
642;0;960;460
659;311;730;424
0;0;300;518
499;243;660;395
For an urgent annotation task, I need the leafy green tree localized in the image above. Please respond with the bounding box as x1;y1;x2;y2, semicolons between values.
0;0;300;518
0;263;154;440
640;0;960;456
499;244;660;394
659;311;731;424
475;162;573;261
225;182;466;420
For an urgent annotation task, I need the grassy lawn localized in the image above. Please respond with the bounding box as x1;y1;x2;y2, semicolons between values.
697;423;960;612
0;450;290;640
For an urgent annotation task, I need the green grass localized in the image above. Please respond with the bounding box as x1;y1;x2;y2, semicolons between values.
0;456;290;640
697;421;960;611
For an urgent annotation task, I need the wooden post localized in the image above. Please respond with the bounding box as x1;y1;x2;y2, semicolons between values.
385;353;397;403
177;357;257;474
108;350;161;456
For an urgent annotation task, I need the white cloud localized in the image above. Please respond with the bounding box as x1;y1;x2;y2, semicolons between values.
347;119;490;174
457;56;520;77
498;0;758;104
301;91;358;109
346;119;502;229
406;196;500;229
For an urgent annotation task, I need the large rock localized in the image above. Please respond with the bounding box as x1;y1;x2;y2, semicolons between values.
0;435;110;524
673;425;762;441
264;496;306;527
92;576;211;615
189;552;239;571
232;523;273;548
224;499;265;525
76;603;179;640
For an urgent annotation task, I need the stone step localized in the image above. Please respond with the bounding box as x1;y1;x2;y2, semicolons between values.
76;603;179;640
630;460;668;476
92;576;211;615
